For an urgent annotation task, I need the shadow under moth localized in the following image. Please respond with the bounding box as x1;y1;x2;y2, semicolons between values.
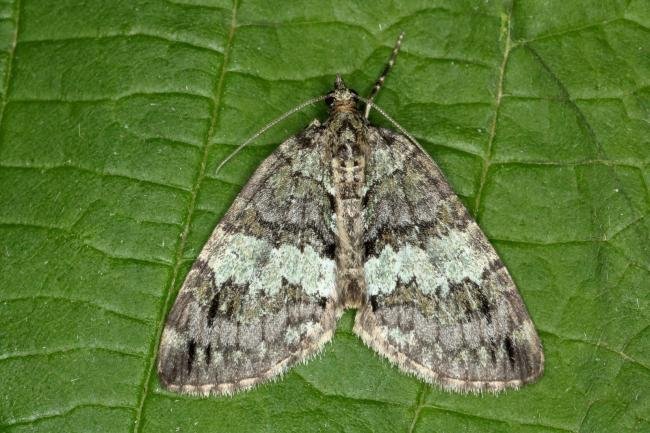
157;33;544;396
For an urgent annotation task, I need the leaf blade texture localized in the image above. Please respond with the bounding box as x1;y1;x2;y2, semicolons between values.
0;0;648;432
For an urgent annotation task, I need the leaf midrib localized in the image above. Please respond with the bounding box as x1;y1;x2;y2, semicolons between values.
0;0;21;149
131;1;240;430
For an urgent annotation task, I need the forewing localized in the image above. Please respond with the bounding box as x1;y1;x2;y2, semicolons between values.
158;123;339;395
355;127;543;392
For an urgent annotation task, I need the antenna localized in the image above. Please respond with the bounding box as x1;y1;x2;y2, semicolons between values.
358;95;428;157
364;32;405;119
215;95;327;176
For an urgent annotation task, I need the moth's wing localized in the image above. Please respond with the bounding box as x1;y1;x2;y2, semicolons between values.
355;127;543;392
158;122;340;395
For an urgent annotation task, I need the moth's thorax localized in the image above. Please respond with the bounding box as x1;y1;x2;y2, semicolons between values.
329;109;368;308
330;99;357;114
328;110;368;160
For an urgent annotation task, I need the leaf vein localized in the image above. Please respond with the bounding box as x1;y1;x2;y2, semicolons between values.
0;346;144;362
3;403;134;427
18;32;225;58
473;5;512;217
131;1;240;430
0;0;20;153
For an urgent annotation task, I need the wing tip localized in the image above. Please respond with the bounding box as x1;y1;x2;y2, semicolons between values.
353;316;545;394
157;374;263;397
156;326;338;397
156;350;295;397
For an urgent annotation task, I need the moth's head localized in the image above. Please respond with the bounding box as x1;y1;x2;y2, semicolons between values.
325;75;359;113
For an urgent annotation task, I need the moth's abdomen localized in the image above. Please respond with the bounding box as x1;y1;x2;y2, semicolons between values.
332;152;366;308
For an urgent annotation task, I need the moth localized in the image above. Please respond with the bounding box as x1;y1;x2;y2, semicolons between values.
157;33;544;396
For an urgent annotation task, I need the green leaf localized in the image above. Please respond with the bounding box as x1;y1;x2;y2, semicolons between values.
1;0;648;432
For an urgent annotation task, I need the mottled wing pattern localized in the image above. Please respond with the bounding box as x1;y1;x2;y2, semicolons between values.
354;127;543;392
158;122;340;395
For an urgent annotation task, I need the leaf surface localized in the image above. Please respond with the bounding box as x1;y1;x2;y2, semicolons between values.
1;0;648;432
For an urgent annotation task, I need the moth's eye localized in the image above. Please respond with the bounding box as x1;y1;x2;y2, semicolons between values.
325;95;335;107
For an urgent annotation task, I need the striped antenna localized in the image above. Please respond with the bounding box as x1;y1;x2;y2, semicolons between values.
364;32;405;119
